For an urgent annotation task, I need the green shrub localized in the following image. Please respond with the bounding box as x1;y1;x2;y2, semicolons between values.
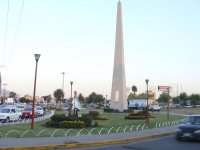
51;114;67;122
46;120;60;127
125;116;146;120
89;111;100;117
94;121;98;127
59;121;85;128
104;108;115;112
80;114;92;127
123;109;134;113
114;109;120;113
93;115;108;120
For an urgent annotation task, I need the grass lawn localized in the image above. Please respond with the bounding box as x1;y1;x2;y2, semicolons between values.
0;110;184;138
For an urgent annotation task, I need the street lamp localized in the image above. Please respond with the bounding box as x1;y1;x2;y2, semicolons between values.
145;79;149;125
31;54;41;130
70;81;73;115
61;72;65;100
167;88;170;119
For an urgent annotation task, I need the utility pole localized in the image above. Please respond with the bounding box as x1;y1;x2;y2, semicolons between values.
0;73;2;104
61;72;65;99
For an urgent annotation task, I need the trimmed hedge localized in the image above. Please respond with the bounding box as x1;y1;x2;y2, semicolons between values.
104;108;119;113
89;111;100;118
125;116;146;120
79;114;92;127
59;121;85;128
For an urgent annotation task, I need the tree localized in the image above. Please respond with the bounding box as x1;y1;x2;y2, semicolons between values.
189;94;200;106
137;93;146;99
53;89;64;103
42;94;52;103
78;93;85;103
132;85;137;94
87;92;97;103
172;96;180;104
19;97;30;104
179;92;188;106
96;94;104;106
9;91;17;102
127;93;137;100
158;92;170;107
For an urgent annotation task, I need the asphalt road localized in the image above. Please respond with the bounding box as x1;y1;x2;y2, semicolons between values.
68;135;200;150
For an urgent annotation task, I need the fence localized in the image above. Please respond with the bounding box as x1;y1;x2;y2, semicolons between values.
0;110;55;127
0;119;182;138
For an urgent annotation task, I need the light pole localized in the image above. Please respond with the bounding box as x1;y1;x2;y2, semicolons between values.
31;54;40;130
61;72;65;99
167;87;170;119
145;79;149;126
105;95;107;104
70;81;73;115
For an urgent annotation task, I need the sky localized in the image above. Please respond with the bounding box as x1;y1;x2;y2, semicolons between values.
0;0;200;99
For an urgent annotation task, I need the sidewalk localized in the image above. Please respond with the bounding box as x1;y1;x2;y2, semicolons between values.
0;125;178;149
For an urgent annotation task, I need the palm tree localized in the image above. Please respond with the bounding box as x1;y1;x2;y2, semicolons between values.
132;85;137;94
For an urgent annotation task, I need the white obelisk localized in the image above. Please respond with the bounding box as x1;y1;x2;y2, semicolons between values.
110;1;127;112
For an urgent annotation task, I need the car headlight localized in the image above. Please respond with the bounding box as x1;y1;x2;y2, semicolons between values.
194;130;200;133
176;128;182;132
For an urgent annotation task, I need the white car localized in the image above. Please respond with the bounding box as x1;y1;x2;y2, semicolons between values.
0;107;22;122
152;105;160;111
36;106;45;116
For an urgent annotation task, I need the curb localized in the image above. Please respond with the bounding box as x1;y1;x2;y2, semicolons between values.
0;131;176;150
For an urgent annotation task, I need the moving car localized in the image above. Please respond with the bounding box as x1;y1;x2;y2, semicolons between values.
0;107;22;122
22;107;38;119
176;114;200;141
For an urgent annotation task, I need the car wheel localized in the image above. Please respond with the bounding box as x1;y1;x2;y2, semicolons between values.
5;117;10;123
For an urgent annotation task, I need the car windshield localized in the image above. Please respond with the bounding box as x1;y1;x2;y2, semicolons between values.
24;108;32;111
0;108;10;113
36;107;43;110
183;116;200;124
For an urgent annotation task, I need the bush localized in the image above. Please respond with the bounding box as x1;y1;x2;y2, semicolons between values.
93;115;108;120
59;121;85;128
51;114;67;122
123;109;134;113
80;114;92;127
94;121;98;127
125;116;146;120
46;120;60;127
104;108;114;112
89;111;100;118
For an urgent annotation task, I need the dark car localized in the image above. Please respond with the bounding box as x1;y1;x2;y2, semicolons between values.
176;114;200;141
22;107;38;119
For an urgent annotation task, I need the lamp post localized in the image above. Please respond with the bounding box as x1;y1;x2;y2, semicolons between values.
61;72;65;100
70;81;73;115
145;79;149;126
167;87;170;119
31;54;40;130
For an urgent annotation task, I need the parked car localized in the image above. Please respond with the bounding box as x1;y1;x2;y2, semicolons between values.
149;104;160;111
176;114;200;141
0;107;22;122
22;107;38;119
152;104;160;111
16;104;26;112
36;106;45;116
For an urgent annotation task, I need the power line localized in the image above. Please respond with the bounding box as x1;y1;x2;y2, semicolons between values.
7;0;26;67
2;0;10;67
